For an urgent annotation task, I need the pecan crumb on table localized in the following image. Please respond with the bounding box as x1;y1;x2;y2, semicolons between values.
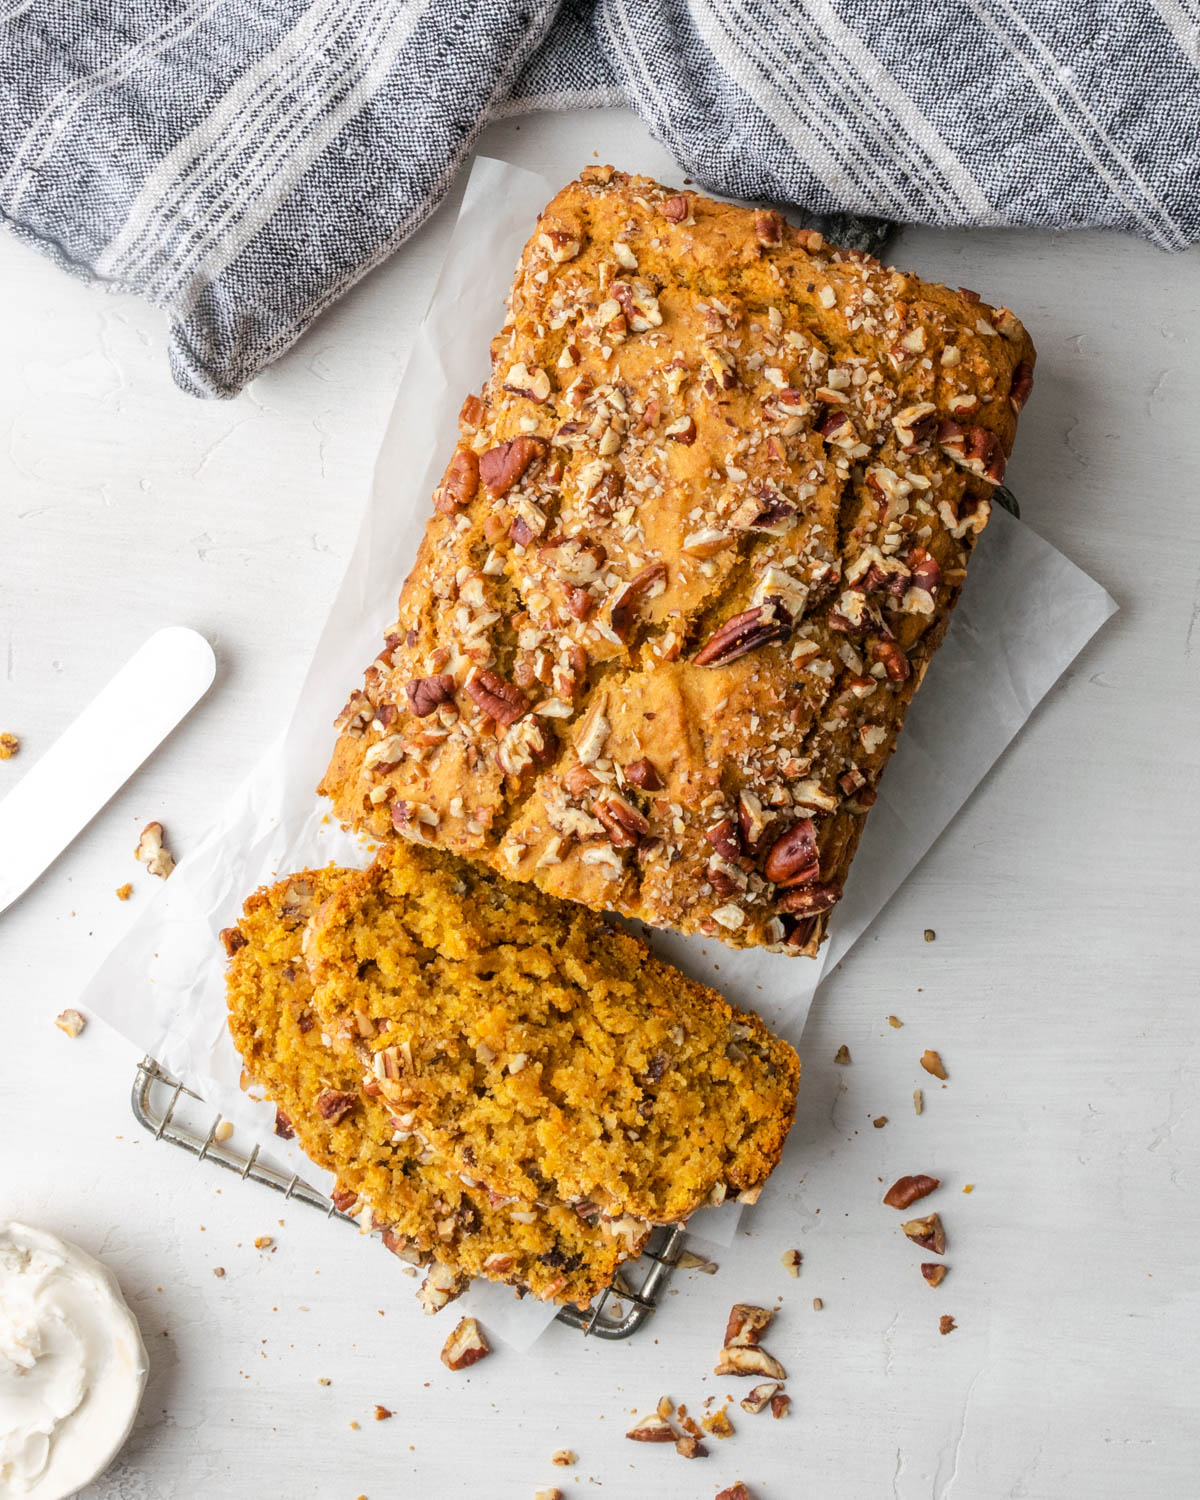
920;1048;948;1079
939;1314;957;1335
54;1008;87;1038
834;1044;852;1064
0;732;19;759
134;820;175;879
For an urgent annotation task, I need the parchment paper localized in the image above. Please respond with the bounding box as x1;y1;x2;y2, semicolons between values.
79;156;1117;1347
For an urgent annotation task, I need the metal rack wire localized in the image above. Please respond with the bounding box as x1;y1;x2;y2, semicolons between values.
131;1055;683;1339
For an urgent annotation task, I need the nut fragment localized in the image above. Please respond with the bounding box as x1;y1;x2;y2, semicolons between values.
626;1413;676;1443
716;1486;753;1500
724;1303;773;1348
440;1316;491;1370
676;1250;719;1274
660;194;690;222
116;883;133;901
921;1263;948;1288
418;1261;465;1315
739;1381;780;1414
315;1089;357;1124
901;1213;946;1255
812;1298;823;1311
535;1491;564;1500
753;209;784;247
479;436;546;496
374;1404;393;1421
770;1393;791;1419
406;674;456;717
54;1008;87;1038
594;790;650;848
675;1434;707;1459
274;1109;295;1140
0;732;19;759
939;1314;957;1335
694;601;792;667
713;1346;786;1380
623;756;663;791
610;562;668;642
135;821;175;879
883;1174;940;1210
550;1448;575;1466
763;818;819;889
834;1044;851;1065
920;1049;948;1080
924;928;936;942
466;669;529;726
213;1120;234;1143
781;1248;801;1277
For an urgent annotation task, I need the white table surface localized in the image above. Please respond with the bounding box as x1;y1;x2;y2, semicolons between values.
3;107;1199;1500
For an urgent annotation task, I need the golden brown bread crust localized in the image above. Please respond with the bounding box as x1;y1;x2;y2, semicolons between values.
319;166;1035;953
305;842;801;1225
225;867;646;1307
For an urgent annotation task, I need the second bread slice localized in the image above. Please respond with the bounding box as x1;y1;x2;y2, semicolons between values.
305;842;801;1225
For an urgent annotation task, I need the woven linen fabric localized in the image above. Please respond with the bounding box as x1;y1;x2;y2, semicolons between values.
1;0;1196;397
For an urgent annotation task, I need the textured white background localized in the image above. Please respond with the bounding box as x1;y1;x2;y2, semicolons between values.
2;109;1198;1499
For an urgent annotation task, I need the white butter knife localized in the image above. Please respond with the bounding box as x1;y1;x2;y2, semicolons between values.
0;627;216;915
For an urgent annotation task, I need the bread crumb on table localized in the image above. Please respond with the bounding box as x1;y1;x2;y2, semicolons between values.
920;1049;948;1080
115;882;133;900
54;1009;88;1038
924;929;936;942
887;1015;903;1028
0;732;19;760
550;1448;575;1465
834;1044;851;1064
253;1236;274;1250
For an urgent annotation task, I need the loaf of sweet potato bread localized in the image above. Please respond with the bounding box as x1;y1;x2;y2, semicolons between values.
320;166;1035;953
224;868;647;1308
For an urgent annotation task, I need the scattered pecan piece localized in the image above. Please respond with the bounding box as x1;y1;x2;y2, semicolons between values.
374;1404;392;1421
433;448;479;513
781;1248;802;1277
610;563;667;642
739;1381;780;1414
626;1413;676;1443
770;1393;791;1419
135;821;175;879
921;1049;948;1080
939;1314;957;1335
623;756;663;791
466;669;529;726
883;1174;940;1210
922;1263;948;1288
440;1316;491;1370
713;1347;786;1380
594;790;650;848
316;1090;357;1124
1010;360;1034;413
405;673;455;717
478;436;546;497
54;1008;87;1038
763;818;819;889
705;816;741;863
273;1109;295;1140
550;1448;575;1466
220;926;247;956
676;1434;708;1459
753;209;784;247
902;1213;946;1255
664;415;697;443
716;1484;753;1500
834;1044;851;1064
724;1304;773;1348
694;601;792;667
330;1187;358;1213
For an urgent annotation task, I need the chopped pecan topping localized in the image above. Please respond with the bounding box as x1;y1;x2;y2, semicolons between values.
440;1316;491;1369
664;414;697;443
315;1090;357;1124
907;547;941;594
502;362;552;402
937;420;1006;484
273;1109;295;1140
405;673;455;717
763;818;819;889
458;392;485;429
611;280;663;331
478;436;546;496
466;670;529;725
594;791;650;848
660;194;690;222
922;1262;948;1288
902;1212;946;1255
1010;359;1034;413
872;640;912;683
330;1187;358;1213
624;756;663;791
433;448;479;513
610;562;667;642
754;209;784;247
705;816;741;862
883;1174;940;1209
724;1304;773;1348
776;882;840;915
694;601;792;667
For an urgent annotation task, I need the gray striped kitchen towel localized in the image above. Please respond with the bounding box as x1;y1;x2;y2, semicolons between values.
2;0;1196;397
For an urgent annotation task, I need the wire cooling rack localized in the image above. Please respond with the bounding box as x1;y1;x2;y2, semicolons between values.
131;1055;685;1339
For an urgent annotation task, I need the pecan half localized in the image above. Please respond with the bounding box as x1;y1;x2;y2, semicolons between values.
433;448;479;514
902;1212;946;1255
466;670;529;725
883;1174;940;1209
763;819;819;889
624;756;663;791
440;1316;491;1370
610;562;667;642
776;882;840;915
316;1090;357;1124
694;601;792;667
724;1304;773;1348
1010;360;1034;414
660;194;690;223
594;791;650;848
405;673;455;717
478;436;546;497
